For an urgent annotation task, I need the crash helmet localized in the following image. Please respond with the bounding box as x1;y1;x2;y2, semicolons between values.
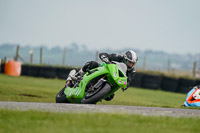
193;88;200;100
123;50;138;70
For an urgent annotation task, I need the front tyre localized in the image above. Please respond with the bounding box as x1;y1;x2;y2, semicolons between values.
55;87;70;103
81;83;111;104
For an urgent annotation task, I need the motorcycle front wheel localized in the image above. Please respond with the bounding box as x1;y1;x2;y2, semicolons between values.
55;87;70;103
81;83;111;104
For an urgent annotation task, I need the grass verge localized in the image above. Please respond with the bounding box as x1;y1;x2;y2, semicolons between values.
0;74;199;133
0;109;200;133
0;73;189;108
0;74;63;102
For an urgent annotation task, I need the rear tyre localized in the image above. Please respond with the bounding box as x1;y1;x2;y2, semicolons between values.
81;83;111;104
55;87;70;103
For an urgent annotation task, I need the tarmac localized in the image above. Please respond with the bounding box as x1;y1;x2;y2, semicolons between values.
0;101;200;117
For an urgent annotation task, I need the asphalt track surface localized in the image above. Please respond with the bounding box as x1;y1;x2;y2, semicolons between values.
0;101;200;117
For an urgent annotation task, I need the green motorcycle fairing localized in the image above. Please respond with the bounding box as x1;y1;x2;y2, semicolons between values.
64;62;127;103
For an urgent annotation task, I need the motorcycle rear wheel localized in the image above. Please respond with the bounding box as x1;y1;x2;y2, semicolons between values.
81;83;111;104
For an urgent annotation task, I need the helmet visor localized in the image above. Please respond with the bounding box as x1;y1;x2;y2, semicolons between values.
127;60;135;68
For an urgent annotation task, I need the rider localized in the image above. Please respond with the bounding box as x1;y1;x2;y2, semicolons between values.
66;50;138;101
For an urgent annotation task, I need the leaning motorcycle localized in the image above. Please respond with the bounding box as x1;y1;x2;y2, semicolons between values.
55;61;127;104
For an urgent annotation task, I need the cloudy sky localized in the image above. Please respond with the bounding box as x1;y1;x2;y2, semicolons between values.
0;0;199;54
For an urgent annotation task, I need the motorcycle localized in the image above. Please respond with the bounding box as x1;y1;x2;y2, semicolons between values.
55;61;127;104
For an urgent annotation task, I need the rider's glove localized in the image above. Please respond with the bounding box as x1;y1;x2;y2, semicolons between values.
100;55;110;63
122;82;129;92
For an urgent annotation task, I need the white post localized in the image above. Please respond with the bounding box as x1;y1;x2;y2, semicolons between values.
193;61;197;78
40;47;43;64
62;48;66;66
168;59;171;73
95;51;99;62
143;56;146;70
29;50;33;64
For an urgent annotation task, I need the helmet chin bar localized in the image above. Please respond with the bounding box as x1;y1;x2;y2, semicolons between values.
127;61;134;67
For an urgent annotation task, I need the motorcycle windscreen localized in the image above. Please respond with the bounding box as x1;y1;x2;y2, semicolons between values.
107;63;127;89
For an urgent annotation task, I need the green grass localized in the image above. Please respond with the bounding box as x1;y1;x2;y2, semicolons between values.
0;109;200;133
0;73;188;108
103;87;186;108
0;74;63;102
0;74;200;133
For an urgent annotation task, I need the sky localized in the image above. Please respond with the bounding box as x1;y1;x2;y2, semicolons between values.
0;0;200;54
